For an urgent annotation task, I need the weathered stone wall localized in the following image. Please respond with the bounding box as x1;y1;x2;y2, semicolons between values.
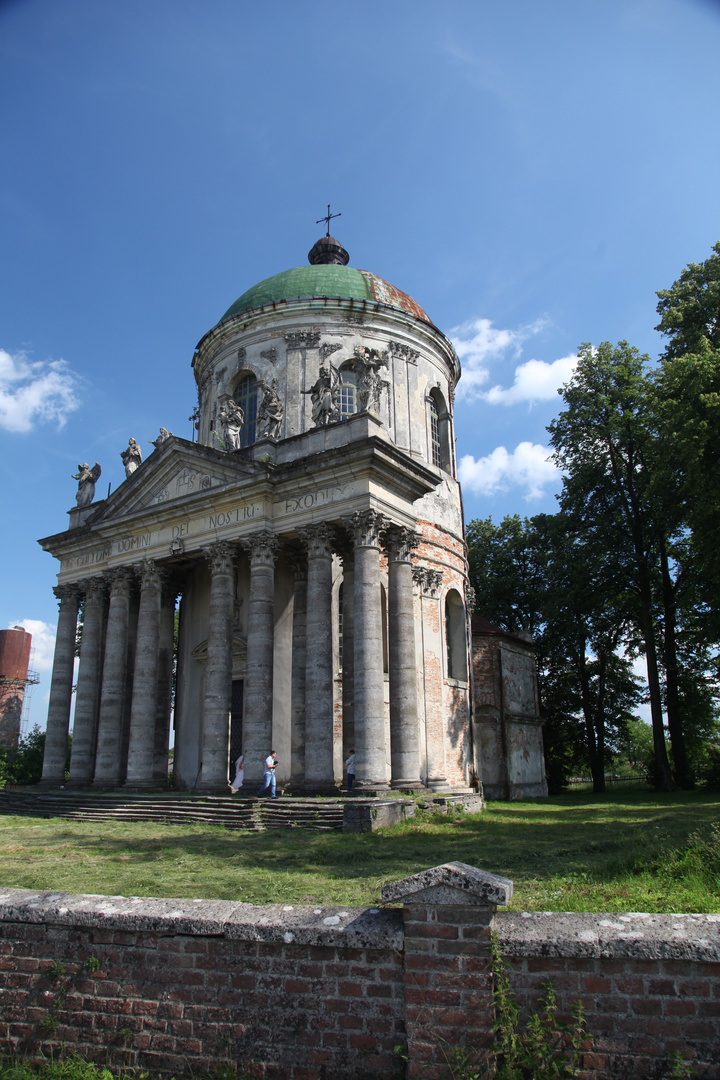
1;885;719;1079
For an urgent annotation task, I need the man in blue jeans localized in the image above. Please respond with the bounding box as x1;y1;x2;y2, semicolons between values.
256;751;278;798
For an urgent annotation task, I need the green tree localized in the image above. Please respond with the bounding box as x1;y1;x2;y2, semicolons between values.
656;241;720;614
547;341;683;789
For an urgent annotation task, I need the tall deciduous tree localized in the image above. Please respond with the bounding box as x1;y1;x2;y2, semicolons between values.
547;342;680;789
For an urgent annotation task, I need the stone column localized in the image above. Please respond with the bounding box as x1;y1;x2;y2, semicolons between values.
125;560;164;788
340;551;355;763
343;510;388;791
153;581;179;784
289;557;307;785
298;523;336;792
67;578;107;786
40;584;80;786
417;568;448;791
241;531;279;788
386;526;421;788
93;568;134;787
197;543;236;792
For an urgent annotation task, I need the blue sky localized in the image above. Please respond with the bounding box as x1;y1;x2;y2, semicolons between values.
1;0;719;727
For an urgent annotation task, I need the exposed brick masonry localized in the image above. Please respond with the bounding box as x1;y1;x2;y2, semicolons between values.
1;879;719;1079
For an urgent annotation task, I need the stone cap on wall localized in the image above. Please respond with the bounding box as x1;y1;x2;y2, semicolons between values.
381;861;513;907
0;888;403;949
496;911;720;962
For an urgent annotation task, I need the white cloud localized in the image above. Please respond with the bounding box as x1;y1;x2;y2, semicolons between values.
459;441;559;500
484;354;578;406
451;316;549;397
7;619;57;672
0;348;80;433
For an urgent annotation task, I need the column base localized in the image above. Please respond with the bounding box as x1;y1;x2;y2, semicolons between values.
123;779;163;791
391;778;424;791
36;777;66;789
426;776;452;792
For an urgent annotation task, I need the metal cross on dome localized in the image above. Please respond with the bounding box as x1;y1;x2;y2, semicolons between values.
316;204;341;237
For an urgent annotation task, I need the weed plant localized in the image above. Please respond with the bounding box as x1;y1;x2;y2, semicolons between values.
0;789;718;911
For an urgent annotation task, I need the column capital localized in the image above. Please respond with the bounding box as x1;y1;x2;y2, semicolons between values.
105;566;134;597
412;567;443;595
81;576;107;604
135;558;164;590
285;330;320;351
241;530;279;566
384;525;421;563
298;522;335;559
53;583;81;607
466;584;477;613
342;509;387;549
203;541;236;575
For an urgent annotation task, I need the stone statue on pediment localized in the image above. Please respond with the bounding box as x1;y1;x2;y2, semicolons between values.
120;438;142;478
257;379;283;440
151;427;172;449
72;462;101;507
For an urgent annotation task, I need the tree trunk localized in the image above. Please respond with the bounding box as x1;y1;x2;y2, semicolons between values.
578;653;605;793
660;543;693;788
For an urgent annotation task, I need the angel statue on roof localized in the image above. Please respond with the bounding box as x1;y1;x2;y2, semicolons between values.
72;462;102;507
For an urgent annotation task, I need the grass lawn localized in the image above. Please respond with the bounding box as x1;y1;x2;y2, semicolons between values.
0;788;718;913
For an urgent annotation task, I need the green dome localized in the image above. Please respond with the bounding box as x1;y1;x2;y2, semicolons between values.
219;264;431;325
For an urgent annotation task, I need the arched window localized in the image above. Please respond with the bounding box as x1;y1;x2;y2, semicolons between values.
338;367;358;420
233;374;258;448
428;388;451;473
445;588;467;681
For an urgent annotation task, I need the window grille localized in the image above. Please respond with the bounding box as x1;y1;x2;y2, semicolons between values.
429;395;442;467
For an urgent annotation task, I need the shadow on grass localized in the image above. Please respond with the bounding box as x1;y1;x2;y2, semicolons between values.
3;789;718;897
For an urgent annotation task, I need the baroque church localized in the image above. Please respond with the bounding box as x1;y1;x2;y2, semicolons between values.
38;231;547;800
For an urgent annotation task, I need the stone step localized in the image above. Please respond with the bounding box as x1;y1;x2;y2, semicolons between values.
0;791;345;832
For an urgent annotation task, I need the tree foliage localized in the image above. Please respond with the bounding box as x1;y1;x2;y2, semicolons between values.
466;242;720;793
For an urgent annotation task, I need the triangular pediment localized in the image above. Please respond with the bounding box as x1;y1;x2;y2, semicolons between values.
89;436;265;522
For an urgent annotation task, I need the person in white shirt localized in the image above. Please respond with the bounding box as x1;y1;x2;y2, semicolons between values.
256;751;278;798
345;750;355;791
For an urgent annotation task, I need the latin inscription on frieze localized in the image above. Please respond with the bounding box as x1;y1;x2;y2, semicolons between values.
116;532;153;554
207;505;260;529
71;546;112;569
281;485;348;514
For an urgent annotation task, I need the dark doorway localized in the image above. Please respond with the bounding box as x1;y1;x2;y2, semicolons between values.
230;680;244;775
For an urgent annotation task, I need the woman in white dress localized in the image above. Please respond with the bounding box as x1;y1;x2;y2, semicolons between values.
230;755;244;792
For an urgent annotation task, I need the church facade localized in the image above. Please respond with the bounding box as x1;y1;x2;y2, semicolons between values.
38;235;547;798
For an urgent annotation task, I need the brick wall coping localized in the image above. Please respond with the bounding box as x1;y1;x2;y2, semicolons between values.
381;860;513;906
496;910;720;961
0;887;403;948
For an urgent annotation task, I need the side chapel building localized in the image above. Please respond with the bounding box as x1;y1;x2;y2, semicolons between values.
38;234;548;799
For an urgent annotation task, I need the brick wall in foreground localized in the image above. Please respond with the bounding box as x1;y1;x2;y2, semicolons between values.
1;876;719;1079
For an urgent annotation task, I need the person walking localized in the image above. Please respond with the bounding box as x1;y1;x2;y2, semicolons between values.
345;750;355;791
230;754;244;792
256;751;278;798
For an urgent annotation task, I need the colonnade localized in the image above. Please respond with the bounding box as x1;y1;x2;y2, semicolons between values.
41;510;426;793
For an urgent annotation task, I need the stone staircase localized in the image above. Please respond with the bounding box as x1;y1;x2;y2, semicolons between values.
0;790;346;832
